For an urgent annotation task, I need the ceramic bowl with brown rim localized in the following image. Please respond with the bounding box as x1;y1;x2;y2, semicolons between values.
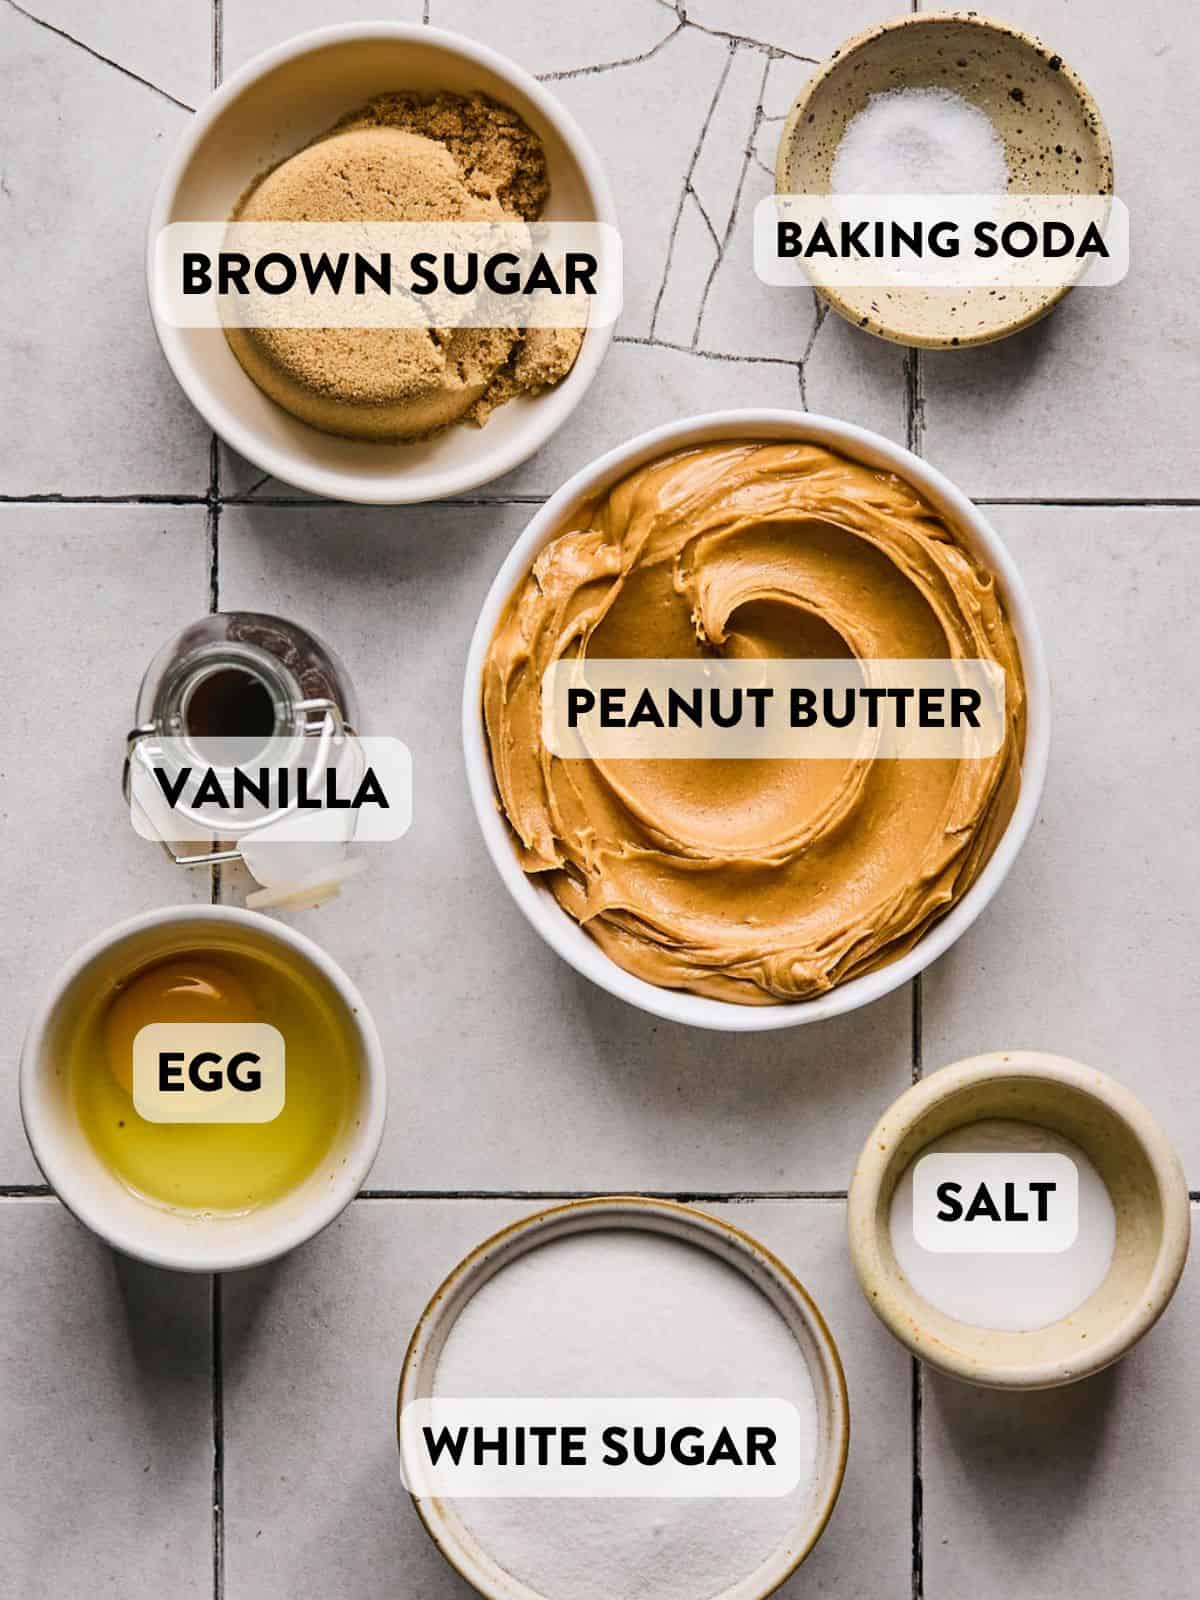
847;1052;1190;1389
775;11;1114;347
397;1196;849;1600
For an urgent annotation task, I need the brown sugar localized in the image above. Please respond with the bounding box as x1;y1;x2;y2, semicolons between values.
225;93;583;442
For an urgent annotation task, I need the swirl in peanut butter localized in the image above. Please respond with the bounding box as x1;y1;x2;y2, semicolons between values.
482;442;1025;1005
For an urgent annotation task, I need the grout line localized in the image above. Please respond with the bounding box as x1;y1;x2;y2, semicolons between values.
211;0;222;89
904;350;925;457
221;493;551;508
903;159;927;1586
3;493;1198;509
911;975;923;1085
354;1189;848;1202
208;18;226;1595
206;433;222;909
975;497;1200;508
0;493;209;505
211;1274;225;1600
206;438;221;613
911;1356;925;1600
4;1185;1196;1200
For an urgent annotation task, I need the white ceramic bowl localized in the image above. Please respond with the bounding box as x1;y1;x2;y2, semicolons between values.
19;906;387;1273
397;1196;849;1600
463;409;1051;1033
147;23;616;504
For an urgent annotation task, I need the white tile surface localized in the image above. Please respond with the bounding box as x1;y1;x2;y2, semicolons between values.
922;1211;1199;1598
221;1198;909;1599
0;1200;212;1599
920;0;1200;497
7;0;212;108
217;501;914;1192
436;0;677;79
222;0;423;76
6;4;1200;1597
921;506;1200;1174
0;505;211;1184
550;24;734;340
674;0;893;63
0;6;212;495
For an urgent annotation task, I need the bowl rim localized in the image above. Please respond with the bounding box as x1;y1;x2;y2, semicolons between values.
18;903;388;1273
461;407;1052;1032
396;1194;850;1600
846;1051;1192;1388
773;9;1116;350
145;20;618;505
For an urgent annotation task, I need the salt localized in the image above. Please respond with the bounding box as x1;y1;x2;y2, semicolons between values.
889;1119;1117;1331
434;1229;820;1600
831;86;1009;196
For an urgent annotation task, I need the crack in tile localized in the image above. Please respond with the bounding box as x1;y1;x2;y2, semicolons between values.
239;471;273;501
4;0;196;112
615;333;797;366
690;50;771;348
538;20;685;80
690;186;722;252
648;42;735;339
801;298;829;364
661;2;819;64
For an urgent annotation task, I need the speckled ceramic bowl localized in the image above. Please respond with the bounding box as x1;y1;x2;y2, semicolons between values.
848;1053;1190;1389
397;1197;849;1600
775;12;1114;347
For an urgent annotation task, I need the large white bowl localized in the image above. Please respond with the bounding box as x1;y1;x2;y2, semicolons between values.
462;410;1051;1033
397;1197;849;1600
147;23;616;504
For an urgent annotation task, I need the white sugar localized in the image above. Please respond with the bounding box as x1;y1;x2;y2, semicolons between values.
832;86;1009;196
435;1229;819;1600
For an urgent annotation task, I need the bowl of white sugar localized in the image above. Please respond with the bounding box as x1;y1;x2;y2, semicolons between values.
848;1052;1190;1389
397;1197;849;1600
775;12;1114;347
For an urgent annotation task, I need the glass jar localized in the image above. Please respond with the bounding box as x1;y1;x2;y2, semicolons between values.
124;613;366;907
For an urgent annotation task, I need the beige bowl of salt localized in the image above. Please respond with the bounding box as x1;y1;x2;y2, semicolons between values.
848;1052;1190;1389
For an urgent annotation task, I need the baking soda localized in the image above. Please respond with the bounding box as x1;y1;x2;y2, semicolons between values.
832;86;1009;196
434;1229;819;1600
890;1119;1117;1331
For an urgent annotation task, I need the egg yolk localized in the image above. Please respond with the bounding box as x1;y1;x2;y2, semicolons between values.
103;957;257;1095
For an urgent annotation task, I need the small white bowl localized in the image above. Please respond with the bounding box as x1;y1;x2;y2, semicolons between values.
462;410;1051;1033
847;1053;1191;1388
19;905;387;1273
146;23;616;504
397;1196;849;1600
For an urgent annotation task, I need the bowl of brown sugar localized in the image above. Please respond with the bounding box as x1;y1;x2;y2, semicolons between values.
148;24;616;503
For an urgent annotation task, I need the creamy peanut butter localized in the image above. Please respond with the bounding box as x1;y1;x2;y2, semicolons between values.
483;441;1025;1005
